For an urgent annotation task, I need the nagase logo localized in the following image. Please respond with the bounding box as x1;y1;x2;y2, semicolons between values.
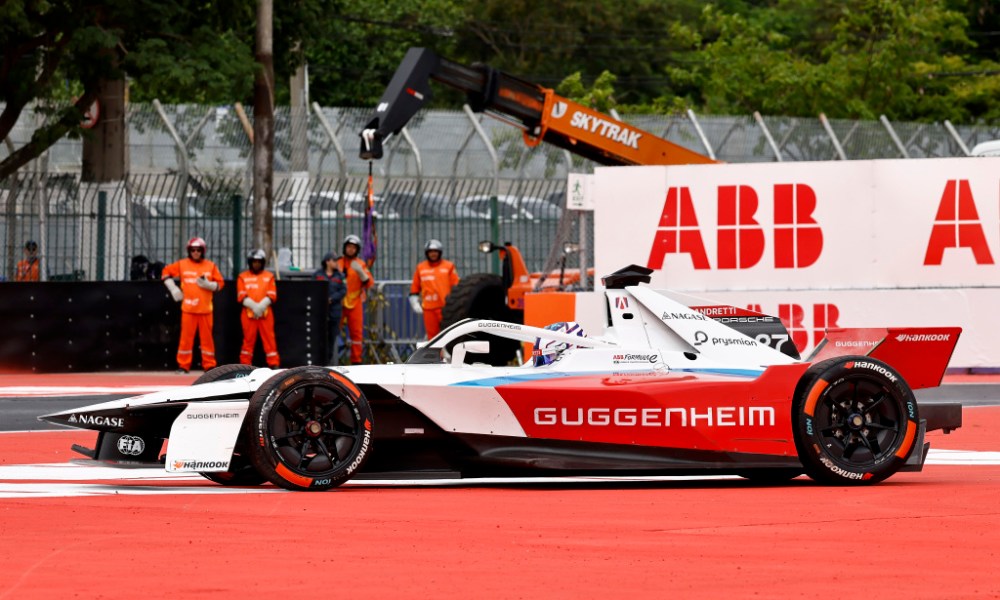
568;111;642;149
534;406;776;427
895;333;951;342
924;180;994;265
647;184;823;270
67;414;124;428
661;311;707;321
612;353;658;364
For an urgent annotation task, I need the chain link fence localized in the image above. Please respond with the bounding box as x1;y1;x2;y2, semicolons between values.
3;102;1000;283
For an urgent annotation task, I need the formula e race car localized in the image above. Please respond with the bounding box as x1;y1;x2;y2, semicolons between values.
41;265;963;491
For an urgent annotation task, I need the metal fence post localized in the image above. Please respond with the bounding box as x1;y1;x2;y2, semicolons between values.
231;194;242;280
96;191;106;281
944;120;971;156
880;115;910;158
686;109;716;160
152;99;191;250
754;112;783;162
819;113;847;160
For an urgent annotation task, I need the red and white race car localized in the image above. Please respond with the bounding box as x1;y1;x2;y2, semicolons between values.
41;265;963;490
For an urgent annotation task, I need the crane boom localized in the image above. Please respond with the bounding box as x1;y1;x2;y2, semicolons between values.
359;47;716;166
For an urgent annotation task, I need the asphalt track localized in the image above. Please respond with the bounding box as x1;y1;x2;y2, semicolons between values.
1;372;999;598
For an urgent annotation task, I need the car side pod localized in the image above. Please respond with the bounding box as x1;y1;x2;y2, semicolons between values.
792;355;920;485
243;366;374;491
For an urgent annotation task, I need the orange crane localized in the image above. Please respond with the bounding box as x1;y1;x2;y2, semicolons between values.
359;48;716;363
359;47;716;167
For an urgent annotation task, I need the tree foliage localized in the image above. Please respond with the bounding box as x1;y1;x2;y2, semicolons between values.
3;0;1000;181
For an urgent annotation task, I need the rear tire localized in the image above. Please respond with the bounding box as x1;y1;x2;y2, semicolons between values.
193;364;267;486
244;366;373;491
793;356;918;485
441;273;522;366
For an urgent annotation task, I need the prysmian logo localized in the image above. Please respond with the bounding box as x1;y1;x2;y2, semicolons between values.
895;333;951;342
533;405;775;428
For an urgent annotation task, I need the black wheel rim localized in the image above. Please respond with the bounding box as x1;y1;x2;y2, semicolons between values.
268;383;363;477
813;376;904;467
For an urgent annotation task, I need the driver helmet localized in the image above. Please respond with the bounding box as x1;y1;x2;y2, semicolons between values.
247;248;267;273
533;321;586;367
187;237;207;260
424;238;443;261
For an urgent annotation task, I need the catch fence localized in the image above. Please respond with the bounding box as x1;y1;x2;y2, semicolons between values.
3;102;1000;284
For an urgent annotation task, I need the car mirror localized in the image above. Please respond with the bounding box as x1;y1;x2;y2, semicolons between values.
450;341;490;366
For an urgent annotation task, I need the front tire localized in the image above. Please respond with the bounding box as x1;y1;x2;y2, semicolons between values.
244;366;373;491
193;364;267;486
793;356;918;485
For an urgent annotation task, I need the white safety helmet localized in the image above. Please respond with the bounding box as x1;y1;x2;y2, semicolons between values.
247;248;267;272
424;238;443;259
343;234;362;254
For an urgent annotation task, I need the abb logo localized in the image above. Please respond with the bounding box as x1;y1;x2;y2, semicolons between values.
647;184;823;270
924;179;994;265
748;303;840;352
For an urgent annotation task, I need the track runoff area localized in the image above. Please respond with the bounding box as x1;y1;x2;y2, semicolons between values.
1;373;999;598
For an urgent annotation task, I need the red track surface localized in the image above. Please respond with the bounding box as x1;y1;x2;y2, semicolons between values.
1;376;999;598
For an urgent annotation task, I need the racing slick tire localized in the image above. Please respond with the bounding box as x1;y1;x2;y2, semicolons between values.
193;364;267;486
244;366;374;491
792;356;919;485
193;363;256;385
440;272;522;366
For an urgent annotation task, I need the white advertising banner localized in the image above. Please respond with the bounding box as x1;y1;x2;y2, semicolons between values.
592;158;1000;367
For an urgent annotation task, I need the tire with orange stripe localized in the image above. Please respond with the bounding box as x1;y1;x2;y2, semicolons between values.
792;356;918;485
244;366;373;491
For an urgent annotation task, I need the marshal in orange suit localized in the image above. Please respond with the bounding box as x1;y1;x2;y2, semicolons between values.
237;249;280;368
162;237;224;373
335;234;374;364
409;238;460;339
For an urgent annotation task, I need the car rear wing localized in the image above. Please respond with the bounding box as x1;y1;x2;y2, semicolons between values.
809;327;962;389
